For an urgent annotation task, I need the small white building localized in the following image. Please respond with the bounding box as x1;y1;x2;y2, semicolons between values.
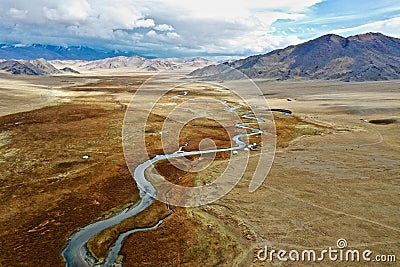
248;143;259;151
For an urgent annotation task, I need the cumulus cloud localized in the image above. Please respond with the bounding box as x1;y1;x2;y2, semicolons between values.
146;30;180;42
0;0;330;57
332;17;400;38
134;19;155;28
42;0;91;23
154;24;175;32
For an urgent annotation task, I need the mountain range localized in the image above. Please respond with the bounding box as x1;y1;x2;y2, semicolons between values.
189;32;400;82
0;56;214;75
0;58;78;75
0;44;139;61
55;56;214;72
1;33;399;81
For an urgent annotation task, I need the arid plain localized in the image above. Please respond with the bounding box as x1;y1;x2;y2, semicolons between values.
0;71;399;266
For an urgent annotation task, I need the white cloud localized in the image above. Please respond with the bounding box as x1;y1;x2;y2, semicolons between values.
224;31;302;54
0;0;323;56
42;0;91;24
135;19;155;28
332;17;400;38
166;32;180;39
146;30;180;42
8;8;28;19
146;30;157;38
154;24;174;32
146;0;323;19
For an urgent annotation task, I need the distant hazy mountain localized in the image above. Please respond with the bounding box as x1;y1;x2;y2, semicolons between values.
52;56;215;72
0;44;139;60
189;33;400;82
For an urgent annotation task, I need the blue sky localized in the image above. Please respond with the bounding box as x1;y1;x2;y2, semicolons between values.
0;0;399;58
272;0;400;40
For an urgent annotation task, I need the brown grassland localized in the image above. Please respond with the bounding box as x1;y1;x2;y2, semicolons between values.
0;74;399;266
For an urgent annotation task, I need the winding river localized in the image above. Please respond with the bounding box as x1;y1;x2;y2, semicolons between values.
62;109;265;267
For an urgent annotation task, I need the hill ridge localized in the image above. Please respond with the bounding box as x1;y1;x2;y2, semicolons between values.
189;32;400;82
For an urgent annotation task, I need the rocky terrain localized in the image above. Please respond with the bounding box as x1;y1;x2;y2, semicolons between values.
0;58;62;75
189;32;400;82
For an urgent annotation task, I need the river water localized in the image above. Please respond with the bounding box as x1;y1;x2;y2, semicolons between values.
63;112;264;267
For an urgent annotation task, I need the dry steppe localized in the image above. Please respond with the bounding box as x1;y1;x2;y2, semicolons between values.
0;72;399;266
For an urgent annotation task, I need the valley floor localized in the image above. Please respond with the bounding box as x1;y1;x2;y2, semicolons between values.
0;73;399;266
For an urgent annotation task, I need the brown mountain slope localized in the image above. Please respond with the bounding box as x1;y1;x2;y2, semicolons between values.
0;58;61;75
189;33;400;82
